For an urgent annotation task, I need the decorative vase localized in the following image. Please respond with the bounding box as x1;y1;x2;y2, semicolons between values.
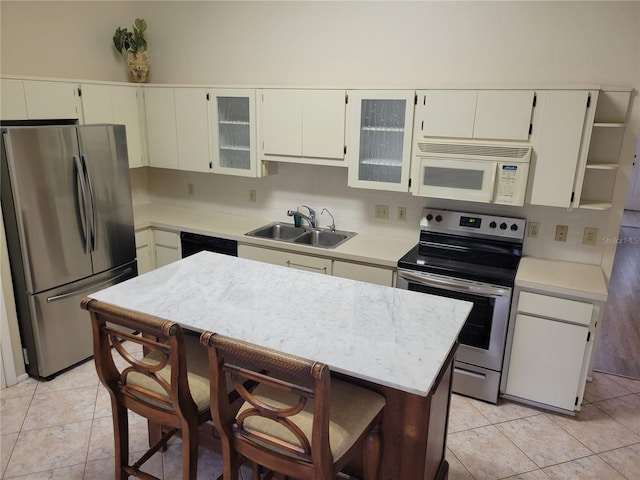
126;51;150;83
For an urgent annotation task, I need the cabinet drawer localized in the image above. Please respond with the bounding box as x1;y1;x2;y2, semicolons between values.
239;245;332;275
332;261;394;287
518;291;593;326
154;229;179;248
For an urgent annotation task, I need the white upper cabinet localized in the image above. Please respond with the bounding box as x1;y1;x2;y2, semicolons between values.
143;86;210;172
23;80;82;120
346;90;414;192
258;89;346;165
1;79;28;120
174;88;210;173
528;90;593;208
210;89;259;177
415;90;534;141
81;83;145;168
144;87;178;169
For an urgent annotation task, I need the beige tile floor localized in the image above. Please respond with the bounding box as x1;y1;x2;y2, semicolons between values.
1;359;639;480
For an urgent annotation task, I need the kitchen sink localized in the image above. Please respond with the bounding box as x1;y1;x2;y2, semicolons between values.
245;222;356;249
248;223;307;241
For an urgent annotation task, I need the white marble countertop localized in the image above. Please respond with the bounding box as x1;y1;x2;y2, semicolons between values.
89;251;472;396
516;257;608;302
133;203;416;268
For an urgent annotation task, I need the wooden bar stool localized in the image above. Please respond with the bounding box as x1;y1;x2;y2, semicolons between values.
82;298;212;480
200;331;386;480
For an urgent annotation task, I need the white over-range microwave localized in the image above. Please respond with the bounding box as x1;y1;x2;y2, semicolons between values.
413;141;532;206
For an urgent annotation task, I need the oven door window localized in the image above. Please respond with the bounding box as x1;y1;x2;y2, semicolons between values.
409;283;494;350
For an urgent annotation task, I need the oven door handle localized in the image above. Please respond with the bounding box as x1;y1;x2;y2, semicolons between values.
398;270;510;297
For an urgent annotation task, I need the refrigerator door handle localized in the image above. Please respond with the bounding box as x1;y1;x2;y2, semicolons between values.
81;155;97;252
46;267;133;303
73;155;91;254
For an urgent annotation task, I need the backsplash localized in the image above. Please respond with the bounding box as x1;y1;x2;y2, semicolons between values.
130;164;610;266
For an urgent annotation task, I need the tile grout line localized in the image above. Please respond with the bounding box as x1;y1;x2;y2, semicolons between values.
2;385;38;480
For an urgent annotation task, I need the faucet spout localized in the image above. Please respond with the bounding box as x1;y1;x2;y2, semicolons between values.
287;206;316;228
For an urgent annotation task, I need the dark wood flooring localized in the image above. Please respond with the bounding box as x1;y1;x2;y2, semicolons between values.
592;223;640;379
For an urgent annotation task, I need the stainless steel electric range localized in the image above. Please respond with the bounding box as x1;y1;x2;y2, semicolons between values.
397;208;526;403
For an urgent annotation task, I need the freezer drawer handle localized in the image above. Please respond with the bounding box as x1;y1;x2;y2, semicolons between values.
46;268;133;303
454;367;486;380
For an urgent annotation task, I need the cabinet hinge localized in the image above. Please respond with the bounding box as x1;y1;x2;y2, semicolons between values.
421;120;424;131
587;93;591;108
532;93;537;107
22;348;29;365
408;178;412;188
206;93;210;101
423;95;426;106
77;87;82;97
587;331;591;342
345;93;348;104
209;161;213;169
414;93;418;105
570;191;575;203
529;123;533;135
344;145;347;155
575;396;579;406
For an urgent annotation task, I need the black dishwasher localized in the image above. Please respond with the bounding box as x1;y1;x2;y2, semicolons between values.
180;232;238;258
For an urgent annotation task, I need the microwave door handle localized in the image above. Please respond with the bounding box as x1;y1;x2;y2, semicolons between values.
488;162;498;203
399;270;510;297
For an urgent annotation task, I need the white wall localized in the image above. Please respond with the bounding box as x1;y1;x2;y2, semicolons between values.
1;1;639;274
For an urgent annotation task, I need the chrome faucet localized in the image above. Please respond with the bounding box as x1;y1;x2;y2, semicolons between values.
321;208;336;232
287;205;316;228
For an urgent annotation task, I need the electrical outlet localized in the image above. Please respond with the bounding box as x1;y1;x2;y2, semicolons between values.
583;227;599;246
375;205;389;219
555;225;568;242
187;183;194;196
249;190;256;203
398;207;407;222
528;221;540;238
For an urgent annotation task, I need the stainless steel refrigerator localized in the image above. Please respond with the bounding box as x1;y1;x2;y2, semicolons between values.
1;124;137;379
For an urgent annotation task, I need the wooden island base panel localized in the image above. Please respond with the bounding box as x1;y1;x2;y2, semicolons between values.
90;252;470;480
338;345;457;480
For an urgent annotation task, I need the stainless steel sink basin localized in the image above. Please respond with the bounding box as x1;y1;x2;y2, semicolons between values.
245;222;356;249
293;230;350;248
248;223;307;241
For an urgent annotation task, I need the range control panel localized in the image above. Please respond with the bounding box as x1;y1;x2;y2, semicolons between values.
420;208;526;241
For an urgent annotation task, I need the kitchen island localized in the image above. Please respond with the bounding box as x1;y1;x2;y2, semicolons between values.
89;251;472;479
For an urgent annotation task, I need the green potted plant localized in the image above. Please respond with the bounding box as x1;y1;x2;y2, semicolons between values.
113;18;150;83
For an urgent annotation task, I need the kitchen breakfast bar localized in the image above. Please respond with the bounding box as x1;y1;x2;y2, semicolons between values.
88;251;472;480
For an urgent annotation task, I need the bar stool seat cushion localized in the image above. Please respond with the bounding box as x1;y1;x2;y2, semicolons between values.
238;378;386;460
128;341;211;412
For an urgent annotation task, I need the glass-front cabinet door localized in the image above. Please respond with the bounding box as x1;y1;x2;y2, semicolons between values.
210;89;258;177
346;90;414;191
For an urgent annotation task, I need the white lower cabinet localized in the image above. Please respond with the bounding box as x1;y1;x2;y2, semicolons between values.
135;229;154;275
135;228;181;272
332;260;394;287
154;229;181;268
238;244;332;275
503;290;597;412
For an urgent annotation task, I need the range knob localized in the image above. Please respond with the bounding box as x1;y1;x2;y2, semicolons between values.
510;224;519;231
500;222;508;230
426;214;433;221
489;221;497;229
435;215;443;222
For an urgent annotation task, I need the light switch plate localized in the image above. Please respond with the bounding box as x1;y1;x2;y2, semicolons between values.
583;227;598;246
